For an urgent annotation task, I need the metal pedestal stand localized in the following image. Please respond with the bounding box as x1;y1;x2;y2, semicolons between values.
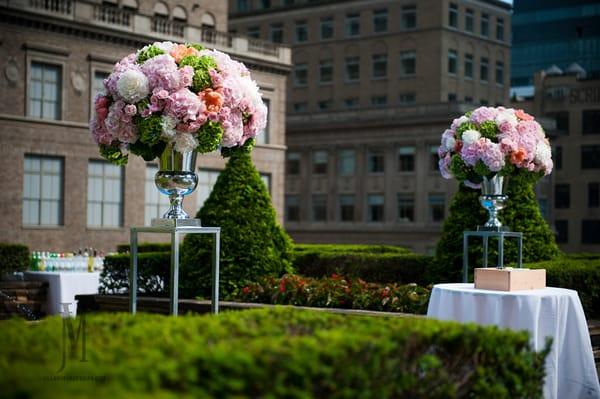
129;218;220;316
463;227;523;283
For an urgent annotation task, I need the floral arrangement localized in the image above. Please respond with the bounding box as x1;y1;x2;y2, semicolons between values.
438;106;553;188
235;273;431;314
90;42;267;164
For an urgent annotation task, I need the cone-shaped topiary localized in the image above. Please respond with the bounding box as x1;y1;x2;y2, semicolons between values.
180;150;294;298
432;171;561;282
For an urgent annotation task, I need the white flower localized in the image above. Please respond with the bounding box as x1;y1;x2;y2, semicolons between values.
461;129;481;146
154;41;176;54
160;115;177;140
173;132;198;153
534;141;552;164
495;110;517;128
116;70;149;103
444;136;456;151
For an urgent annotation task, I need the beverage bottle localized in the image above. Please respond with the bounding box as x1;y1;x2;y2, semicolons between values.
39;252;46;272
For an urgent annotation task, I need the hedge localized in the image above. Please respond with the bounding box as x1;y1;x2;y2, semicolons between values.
116;242;172;254
100;252;170;296
293;243;411;255
0;243;29;277
0;308;549;399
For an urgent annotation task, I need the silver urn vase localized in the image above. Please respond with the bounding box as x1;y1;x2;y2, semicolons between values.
154;144;198;219
479;175;508;231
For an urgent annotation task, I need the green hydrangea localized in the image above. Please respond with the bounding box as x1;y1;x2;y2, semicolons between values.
449;154;469;181
99;144;128;165
136;45;165;64
474;160;491;177
187;43;205;52
179;55;217;92
456;122;477;138
221;138;256;158
196;121;223;153
479;120;498;140
129;140;166;162
137;115;162;145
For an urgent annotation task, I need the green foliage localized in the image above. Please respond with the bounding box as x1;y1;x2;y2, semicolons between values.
221;137;256;158
195;121;223;153
473;159;491;177
0;243;29;277
0;307;550;399
116;242;171;254
187;43;205;52
293;243;410;255
456;121;476;137
236;274;431;314
136;115;163;145
136;44;165;64
128;140;166;162
433;173;561;282
479;120;498;139
179;55;217;92
100;252;170;296
99;144;128;165
450;154;472;182
181;151;294;298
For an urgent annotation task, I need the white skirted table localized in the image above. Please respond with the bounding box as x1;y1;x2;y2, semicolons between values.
427;283;599;399
24;271;100;316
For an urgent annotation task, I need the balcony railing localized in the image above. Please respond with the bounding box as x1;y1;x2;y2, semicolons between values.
151;17;185;38
93;5;133;27
248;38;280;57
200;28;233;48
29;0;72;15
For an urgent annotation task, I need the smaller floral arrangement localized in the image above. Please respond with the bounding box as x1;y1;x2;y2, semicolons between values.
90;41;267;165
438;106;553;188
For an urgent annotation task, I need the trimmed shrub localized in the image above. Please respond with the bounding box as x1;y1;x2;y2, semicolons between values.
293;243;410;255
236;274;431;314
100;252;170;296
0;243;29;277
181;151;293;298
0;308;549;399
433;173;561;282
116;242;171;254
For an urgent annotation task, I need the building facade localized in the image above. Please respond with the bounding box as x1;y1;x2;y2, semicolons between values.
0;0;291;253
229;0;511;253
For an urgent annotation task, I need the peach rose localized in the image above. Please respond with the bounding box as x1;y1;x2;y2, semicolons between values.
170;44;199;63
515;109;534;121
199;88;223;113
510;148;527;165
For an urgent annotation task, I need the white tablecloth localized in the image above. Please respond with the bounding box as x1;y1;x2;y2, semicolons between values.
427;283;599;399
24;271;100;316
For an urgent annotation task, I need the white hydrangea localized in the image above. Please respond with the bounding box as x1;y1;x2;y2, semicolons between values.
160;115;177;140
534;141;552;164
173;132;198;153
495;110;518;128
154;41;176;54
116;70;149;103
461;129;481;146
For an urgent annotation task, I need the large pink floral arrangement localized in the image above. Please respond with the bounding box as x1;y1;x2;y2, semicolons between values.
438;106;553;188
90;42;267;164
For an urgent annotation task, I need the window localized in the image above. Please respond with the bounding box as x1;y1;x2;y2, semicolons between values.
23;155;63;226
293;102;307;113
480;57;489;83
339;195;355;222
345;98;360;108
430;146;439;171
320;16;334;39
373;9;387;33
259;0;271;9
346;13;360;37
87;161;123;227
448;3;458;28
399;92;416;105
338;149;355;176
465;96;473;103
397;193;414;222
428;194;445;222
260;173;271;195
583;110;600;135
294;63;308;86
345;56;360;82
269;23;283;43
313;151;328;174
448;93;457;102
367;150;385;173
589;183;599;208
448;49;457;75
286;152;301;175
367;194;384;222
401;5;416;30
548;112;569;134
555;220;568;243
465;8;474;32
398;146;415;171
555;184;570;208
29;62;61;120
464;53;473;79
496;17;504;41
319;59;333;84
295;20;308;43
400;50;416;76
582;145;600;169
555;146;562;170
480;99;489;105
481;13;489;37
495;61;504;85
371;95;387;107
247;26;260;38
582;220;600;244
144;164;170;226
285;195;300;222
237;0;249;12
256;98;270;144
197;169;220;209
372;53;387;79
318;100;333;111
312;195;327;221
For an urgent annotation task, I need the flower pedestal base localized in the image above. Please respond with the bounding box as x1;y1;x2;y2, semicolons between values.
474;268;546;291
462;230;524;283
150;218;201;228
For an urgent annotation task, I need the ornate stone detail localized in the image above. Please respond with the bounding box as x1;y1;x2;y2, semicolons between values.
4;58;19;84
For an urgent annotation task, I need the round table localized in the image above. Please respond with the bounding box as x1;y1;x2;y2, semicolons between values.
427;283;599;399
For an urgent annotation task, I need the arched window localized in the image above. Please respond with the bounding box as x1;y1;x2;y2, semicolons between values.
172;5;187;22
201;13;217;43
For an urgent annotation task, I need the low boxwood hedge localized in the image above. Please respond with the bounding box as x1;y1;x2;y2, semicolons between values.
0;243;29;277
0;308;549;399
293;243;411;255
116;242;172;254
100;252;170;296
